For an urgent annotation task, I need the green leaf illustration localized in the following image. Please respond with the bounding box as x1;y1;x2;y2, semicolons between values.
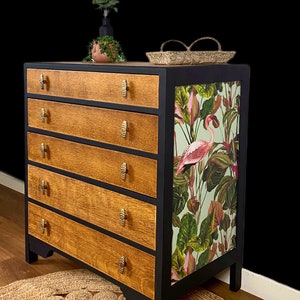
177;213;197;252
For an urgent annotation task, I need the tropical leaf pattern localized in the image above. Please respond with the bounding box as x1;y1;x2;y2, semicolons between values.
171;81;241;284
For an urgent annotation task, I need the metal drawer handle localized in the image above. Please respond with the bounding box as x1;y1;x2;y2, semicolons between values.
118;256;126;274
119;208;127;227
120;162;127;180
39;74;46;89
40;218;48;233
40;143;48;158
121;79;128;98
40;108;48;123
120;120;128;138
39;179;48;195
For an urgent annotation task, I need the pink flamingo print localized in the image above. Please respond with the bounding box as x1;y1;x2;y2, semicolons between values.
176;114;216;175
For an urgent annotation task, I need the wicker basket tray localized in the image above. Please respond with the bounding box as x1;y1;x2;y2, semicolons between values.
146;36;236;65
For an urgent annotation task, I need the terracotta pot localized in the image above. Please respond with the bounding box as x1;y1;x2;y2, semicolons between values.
91;42;111;63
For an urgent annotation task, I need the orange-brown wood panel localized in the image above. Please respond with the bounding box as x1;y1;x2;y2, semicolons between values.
27;133;157;198
26;69;159;108
27;165;156;250
27;98;158;154
28;202;155;299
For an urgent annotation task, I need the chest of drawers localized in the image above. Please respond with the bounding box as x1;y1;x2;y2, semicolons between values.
24;61;250;299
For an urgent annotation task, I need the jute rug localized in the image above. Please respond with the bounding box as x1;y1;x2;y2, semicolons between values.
0;269;224;300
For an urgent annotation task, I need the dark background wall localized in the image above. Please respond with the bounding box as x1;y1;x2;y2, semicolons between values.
2;0;297;292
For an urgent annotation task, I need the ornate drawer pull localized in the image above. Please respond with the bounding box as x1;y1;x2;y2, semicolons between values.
119;208;127;226
39;179;48;195
118;256;126;274
40;218;48;233
40;108;48;123
121;79;128;98
39;74;46;89
40;143;48;158
120;162;127;180
120;120;128;138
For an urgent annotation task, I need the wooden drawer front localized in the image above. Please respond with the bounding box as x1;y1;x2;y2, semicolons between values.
26;68;159;109
27;98;158;154
28;165;156;250
28;202;155;299
27;133;157;198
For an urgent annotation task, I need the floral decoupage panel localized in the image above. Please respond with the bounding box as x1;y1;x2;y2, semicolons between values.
171;81;241;284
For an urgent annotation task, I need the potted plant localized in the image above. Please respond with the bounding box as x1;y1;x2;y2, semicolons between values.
92;0;120;37
83;35;127;63
92;0;119;16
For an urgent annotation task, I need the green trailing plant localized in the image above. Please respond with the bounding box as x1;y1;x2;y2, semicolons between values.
83;35;127;63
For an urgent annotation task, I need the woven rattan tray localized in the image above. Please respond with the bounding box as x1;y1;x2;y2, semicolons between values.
146;36;236;65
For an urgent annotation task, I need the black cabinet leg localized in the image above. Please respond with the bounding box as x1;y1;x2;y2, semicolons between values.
229;262;242;291
25;248;38;263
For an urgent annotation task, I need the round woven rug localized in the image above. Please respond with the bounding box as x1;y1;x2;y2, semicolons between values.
0;269;224;300
0;269;124;300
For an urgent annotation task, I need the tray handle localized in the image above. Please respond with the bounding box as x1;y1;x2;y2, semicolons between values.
160;39;189;52
188;36;222;51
